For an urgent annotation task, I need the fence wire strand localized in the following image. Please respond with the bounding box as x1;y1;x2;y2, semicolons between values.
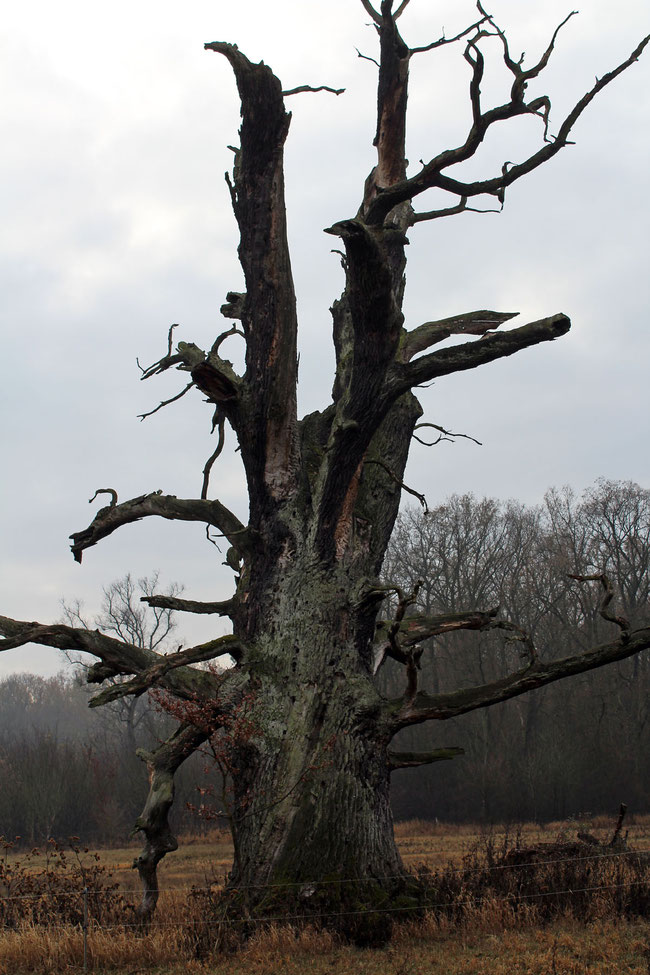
0;877;647;932
1;846;647;901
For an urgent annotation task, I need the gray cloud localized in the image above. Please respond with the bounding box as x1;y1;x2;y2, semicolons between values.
1;0;648;675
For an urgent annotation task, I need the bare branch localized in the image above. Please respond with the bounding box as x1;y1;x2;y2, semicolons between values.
372;604;499;675
138;381;195;421
70;491;251;564
400;310;519;361
411;196;469;221
138;335;242;423
441;29;649;198
393;0;411;19
358;0;381;25
210;324;245;354
385;581;422;663
410;194;503;223
356;48;380;68
393;313;570;392
89;488;118;508
376;606;499;650
404;646;423;700
201;413;226;500
365;459;428;512
133;722;208;917
388;746;464;770
365;33;650;224
413;422;482;448
390;625;650;730
464;37;485;126
0;616;223;703
409;15;490;56
282;85;345;96
139;325;184;380
478;2;578;99
489;618;538;665
166;322;178;356
88;633;243;708
142;594;235;617
569;573;631;635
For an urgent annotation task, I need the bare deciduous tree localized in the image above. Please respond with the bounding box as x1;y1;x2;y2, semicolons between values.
60;573;182;754
384;482;650;823
1;1;649;938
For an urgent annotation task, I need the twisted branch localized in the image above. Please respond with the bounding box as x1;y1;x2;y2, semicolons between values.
390;625;650;730
70;491;251;563
282;85;345;96
569;573;630;636
88;634;243;708
0;616;223;702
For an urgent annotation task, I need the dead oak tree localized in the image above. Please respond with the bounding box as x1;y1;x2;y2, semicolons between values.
1;0;649;940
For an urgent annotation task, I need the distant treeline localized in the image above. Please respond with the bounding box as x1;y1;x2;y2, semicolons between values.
1;478;648;845
383;479;650;823
0;672;213;845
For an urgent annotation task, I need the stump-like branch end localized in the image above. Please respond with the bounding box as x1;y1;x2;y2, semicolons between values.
388;746;464;770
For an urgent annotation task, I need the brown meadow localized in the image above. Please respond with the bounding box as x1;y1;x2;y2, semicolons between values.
1;817;649;973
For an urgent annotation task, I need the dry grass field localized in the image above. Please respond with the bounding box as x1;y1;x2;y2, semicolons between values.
1;816;650;973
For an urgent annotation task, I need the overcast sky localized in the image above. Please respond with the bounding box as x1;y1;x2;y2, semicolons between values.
1;0;648;677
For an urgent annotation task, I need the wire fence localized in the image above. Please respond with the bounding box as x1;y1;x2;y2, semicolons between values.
0;845;646;900
1;846;649;971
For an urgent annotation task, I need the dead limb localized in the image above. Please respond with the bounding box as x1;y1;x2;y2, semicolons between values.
387;746;464;770
410;194;503;223
142;594;235;617
282;85;345;96
365;459;428;512
379;581;423;670
88;488;118;507
138;381;195;421
211;324;245;354
489;619;538;665
413;422;482;448
0;616;222;702
201;413;226;500
88;633;244;708
133;723;208;918
393;313;570;393
364;27;650;225
390;624;650;730
409;14;490;56
400;310;519;361
358;0;381;25
372;604;499;676
374;606;499;660
70;491;251;563
569;573;630;636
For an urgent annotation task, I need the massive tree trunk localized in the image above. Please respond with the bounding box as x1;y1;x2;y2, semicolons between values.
1;0;649;943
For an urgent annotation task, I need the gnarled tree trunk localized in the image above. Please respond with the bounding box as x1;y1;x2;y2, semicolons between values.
2;0;649;942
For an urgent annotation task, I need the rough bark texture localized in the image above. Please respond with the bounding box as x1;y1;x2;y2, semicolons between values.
1;1;649;941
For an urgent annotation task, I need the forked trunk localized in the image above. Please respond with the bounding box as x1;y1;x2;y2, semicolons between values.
2;0;647;949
